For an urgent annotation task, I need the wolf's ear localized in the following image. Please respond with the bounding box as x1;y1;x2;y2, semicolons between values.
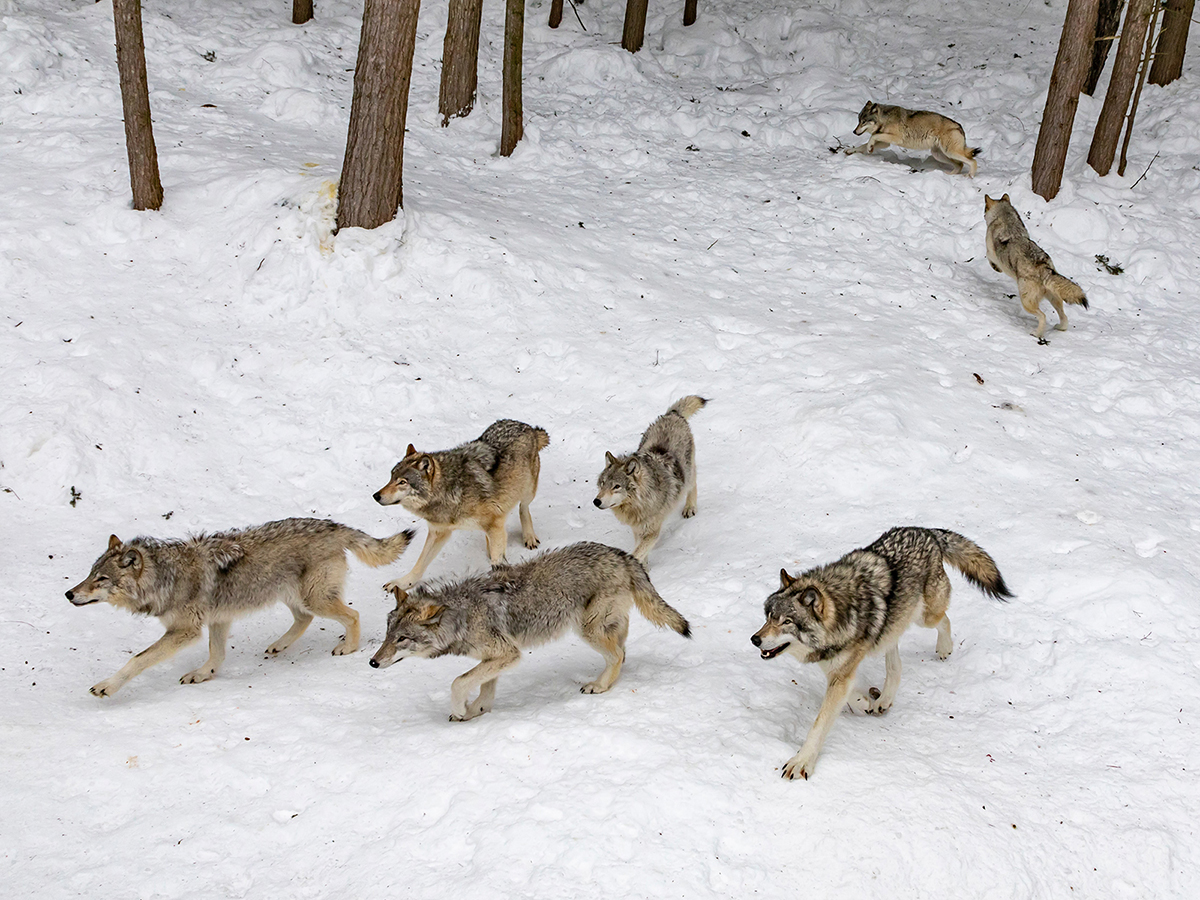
416;455;433;475
984;195;995;210
418;603;444;623
405;443;417;458
625;458;639;475
800;587;824;618
389;586;408;608
780;568;795;588
605;450;617;466
118;548;143;572
1001;193;1010;202
108;534;122;552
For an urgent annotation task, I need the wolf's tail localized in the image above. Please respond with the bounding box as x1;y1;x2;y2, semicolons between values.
1048;272;1088;309
346;529;415;567
667;395;708;420
933;530;1012;600
969;147;982;158
630;561;691;637
532;426;550;452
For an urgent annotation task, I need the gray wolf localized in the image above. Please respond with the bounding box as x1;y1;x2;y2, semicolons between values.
985;193;1088;343
751;527;1010;780
594;395;707;564
369;542;690;720
373;419;550;590
66;519;413;697
846;102;979;176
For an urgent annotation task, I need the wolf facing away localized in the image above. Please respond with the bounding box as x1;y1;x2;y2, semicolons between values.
845;102;979;176
373;419;550;590
751;527;1011;780
594;395;707;564
369;542;690;720
985;193;1089;343
66;519;414;697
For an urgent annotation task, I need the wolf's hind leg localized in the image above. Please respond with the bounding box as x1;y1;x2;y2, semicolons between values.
305;579;360;655
581;613;629;694
934;615;953;660
870;645;901;714
266;607;314;655
518;499;540;550
1049;295;1069;331
682;466;698;519
182;621;230;683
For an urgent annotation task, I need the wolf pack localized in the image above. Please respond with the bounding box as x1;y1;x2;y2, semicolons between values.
66;99;1072;782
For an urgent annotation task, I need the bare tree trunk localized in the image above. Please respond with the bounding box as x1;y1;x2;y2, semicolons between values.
1149;0;1194;85
112;0;163;210
1088;0;1154;176
337;0;421;231
622;0;648;52
293;0;314;25
1117;0;1162;175
549;0;563;28
1031;0;1098;201
1082;0;1123;95
684;0;697;27
440;0;484;124
500;0;524;156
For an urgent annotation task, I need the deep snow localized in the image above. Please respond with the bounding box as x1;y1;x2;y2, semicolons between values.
2;0;1198;896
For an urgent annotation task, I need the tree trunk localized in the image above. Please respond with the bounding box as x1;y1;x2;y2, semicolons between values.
500;0;524;157
1031;0;1099;201
337;0;421;231
440;0;483;124
112;0;163;211
684;0;697;27
1149;0;1194;85
622;0;648;53
1117;0;1162;175
1088;0;1154;176
1082;0;1123;95
549;0;563;28
292;0;314;25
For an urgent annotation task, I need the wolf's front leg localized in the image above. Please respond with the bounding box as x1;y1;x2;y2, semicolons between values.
449;652;518;721
91;626;202;696
631;524;662;565
781;654;862;780
385;526;451;592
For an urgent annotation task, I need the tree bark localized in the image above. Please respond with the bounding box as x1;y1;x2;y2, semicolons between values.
684;0;698;27
1149;0;1194;86
292;0;314;25
622;0;648;53
1031;0;1099;201
549;0;563;28
1082;0;1123;95
1087;0;1154;176
337;0;421;230
500;0;524;157
112;0;163;210
440;0;483;124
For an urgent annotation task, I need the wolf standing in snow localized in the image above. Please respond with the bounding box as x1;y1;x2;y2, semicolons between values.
845;101;979;176
369;542;691;720
594;395;707;564
985;193;1089;343
66;519;414;696
373;419;550;590
751;527;1011;780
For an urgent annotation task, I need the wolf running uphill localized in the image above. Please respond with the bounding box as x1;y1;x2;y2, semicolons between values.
370;542;690;721
985;193;1089;343
594;395;707;564
374;419;550;590
845;101;979;177
752;527;1011;780
66;519;414;697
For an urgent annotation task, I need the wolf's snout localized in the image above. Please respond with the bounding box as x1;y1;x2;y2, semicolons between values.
751;634;762;647
593;498;602;508
369;657;379;668
65;590;74;601
372;491;383;504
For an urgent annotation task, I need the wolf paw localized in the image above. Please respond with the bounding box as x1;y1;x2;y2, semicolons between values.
264;642;288;656
449;707;485;722
782;749;818;781
523;536;540;550
936;644;952;661
180;668;215;685
383;575;416;594
331;639;358;656
90;680;119;697
847;691;874;715
581;681;613;694
681;505;696;519
868;691;892;716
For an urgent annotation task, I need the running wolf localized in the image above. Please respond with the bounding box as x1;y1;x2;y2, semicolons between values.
845;102;979;176
369;542;690;720
66;519;414;697
373;419;550;590
985;193;1088;343
751;527;1011;780
594;395;707;564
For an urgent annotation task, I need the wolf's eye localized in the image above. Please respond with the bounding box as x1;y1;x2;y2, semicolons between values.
96;575;109;583
397;479;408;487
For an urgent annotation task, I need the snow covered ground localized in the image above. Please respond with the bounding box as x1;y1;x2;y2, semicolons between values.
2;0;1198;895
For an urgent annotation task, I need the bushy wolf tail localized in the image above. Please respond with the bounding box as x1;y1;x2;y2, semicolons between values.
630;562;691;637
1048;272;1088;309
668;395;708;420
346;529;415;567
933;529;1012;600
532;427;550;452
